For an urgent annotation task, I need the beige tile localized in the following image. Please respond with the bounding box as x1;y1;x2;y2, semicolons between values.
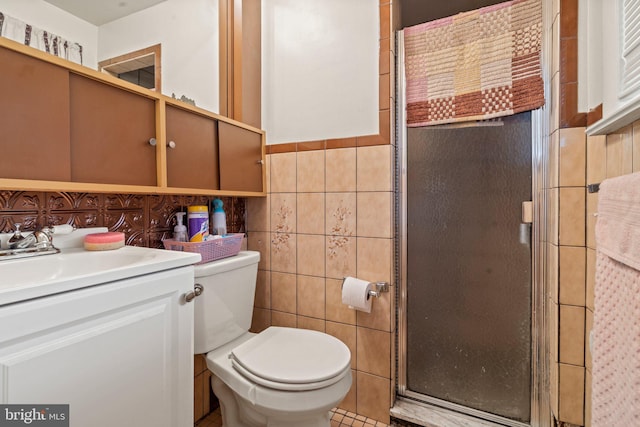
559;246;586;306
297;150;325;192
585;368;592;427
326;148;357;192
247;231;270;271
297;234;326;277
326;236;357;280
586;134;606;185
271;272;297;313
559;187;585;246
559;363;585;425
271;193;296;234
586;248;596;311
549;130;559;189
326;193;356;236
297;193;325;235
357;237;392;284
357;192;393;238
270;152;296;193
586;192;598;250
550;361;559;418
297;315;325;332
356;372;391;424
559;305;585;366
271;232;296;273
326;278;357;325
550;300;559;363
264;153;272;194
254;269;271;309
356;328;391;378
326;321;357;369
585;308;593;371
548;188;559;245
357;145;393;192
559;127;586;187
271;311;296;328
337;370;358;413
606;126;633;178
357;285;392;332
250;307;271;333
297;275;325;319
246;196;270;232
548;243;559;303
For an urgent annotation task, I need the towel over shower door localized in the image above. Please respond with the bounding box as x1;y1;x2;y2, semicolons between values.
406;112;532;423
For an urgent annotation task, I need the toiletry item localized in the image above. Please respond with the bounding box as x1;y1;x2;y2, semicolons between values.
212;198;227;236
173;212;188;242
188;205;209;242
84;232;125;251
8;223;25;249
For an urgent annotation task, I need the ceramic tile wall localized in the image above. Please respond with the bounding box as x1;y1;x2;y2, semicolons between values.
246;1;397;423
550;2;640;425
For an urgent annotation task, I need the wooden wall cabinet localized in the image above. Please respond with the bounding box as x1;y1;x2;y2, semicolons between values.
0;38;266;197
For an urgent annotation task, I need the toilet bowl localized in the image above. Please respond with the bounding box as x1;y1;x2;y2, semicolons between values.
193;251;352;427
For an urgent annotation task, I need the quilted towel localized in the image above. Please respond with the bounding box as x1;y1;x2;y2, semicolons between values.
592;172;640;426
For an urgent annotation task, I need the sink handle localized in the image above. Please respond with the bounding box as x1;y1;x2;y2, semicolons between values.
184;283;204;303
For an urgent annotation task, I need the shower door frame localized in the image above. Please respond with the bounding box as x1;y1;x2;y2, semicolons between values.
395;25;551;427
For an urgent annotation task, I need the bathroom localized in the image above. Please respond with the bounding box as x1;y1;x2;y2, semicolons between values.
0;0;639;426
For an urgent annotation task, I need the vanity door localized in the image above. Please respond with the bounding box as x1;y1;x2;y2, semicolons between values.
0;267;194;427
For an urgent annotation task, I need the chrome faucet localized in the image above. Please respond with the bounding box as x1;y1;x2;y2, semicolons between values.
2;224;73;260
9;226;56;250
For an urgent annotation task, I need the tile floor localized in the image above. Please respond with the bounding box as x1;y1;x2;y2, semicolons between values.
195;407;389;427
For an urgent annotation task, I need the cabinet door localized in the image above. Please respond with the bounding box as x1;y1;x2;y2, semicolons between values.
166;105;219;190
0;46;71;181
69;74;157;186
218;121;264;192
0;267;194;427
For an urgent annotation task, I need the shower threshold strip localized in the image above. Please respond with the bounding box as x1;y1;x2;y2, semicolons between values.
391;395;530;427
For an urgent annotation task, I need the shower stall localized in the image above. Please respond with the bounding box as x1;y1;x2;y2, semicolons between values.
395;29;549;427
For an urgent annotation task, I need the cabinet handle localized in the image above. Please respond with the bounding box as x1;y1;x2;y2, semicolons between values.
184;283;203;303
167;141;176;149
256;159;264;165
149;138;157;146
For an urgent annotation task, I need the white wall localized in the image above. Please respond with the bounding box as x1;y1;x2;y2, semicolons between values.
99;0;219;113
262;0;379;145
0;0;98;67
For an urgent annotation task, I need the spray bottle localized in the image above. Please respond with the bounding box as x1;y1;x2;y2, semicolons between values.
212;198;227;236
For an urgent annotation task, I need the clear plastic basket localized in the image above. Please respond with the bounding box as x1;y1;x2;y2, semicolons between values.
162;233;244;265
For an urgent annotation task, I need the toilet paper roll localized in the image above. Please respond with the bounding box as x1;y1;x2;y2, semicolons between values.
341;276;373;313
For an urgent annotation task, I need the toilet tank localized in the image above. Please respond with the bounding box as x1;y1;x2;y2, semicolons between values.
193;251;260;354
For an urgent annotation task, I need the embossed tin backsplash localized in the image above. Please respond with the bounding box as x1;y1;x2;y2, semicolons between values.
0;191;245;248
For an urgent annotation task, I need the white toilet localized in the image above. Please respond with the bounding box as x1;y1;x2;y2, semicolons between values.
193;251;352;427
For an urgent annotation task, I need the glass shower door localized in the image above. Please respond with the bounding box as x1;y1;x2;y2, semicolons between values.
405;112;532;423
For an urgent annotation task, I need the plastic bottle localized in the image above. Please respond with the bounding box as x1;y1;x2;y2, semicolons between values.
187;205;209;242
173;212;188;242
211;198;227;236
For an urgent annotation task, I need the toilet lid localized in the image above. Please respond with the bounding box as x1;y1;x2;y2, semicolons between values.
230;327;351;391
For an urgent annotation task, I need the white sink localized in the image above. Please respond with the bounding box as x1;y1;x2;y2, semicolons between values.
0;245;201;306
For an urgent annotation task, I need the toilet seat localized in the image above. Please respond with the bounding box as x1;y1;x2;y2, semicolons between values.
229;327;351;391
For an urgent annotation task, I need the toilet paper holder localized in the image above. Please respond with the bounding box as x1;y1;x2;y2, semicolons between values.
342;278;389;299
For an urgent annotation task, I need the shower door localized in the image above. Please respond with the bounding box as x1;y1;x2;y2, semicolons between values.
403;112;532;424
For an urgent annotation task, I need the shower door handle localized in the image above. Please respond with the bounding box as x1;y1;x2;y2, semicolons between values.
520;201;532;246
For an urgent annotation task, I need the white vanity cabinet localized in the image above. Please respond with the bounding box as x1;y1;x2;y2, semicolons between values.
0;265;195;427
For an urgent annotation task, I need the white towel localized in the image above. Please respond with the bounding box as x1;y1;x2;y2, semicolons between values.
592;171;640;426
